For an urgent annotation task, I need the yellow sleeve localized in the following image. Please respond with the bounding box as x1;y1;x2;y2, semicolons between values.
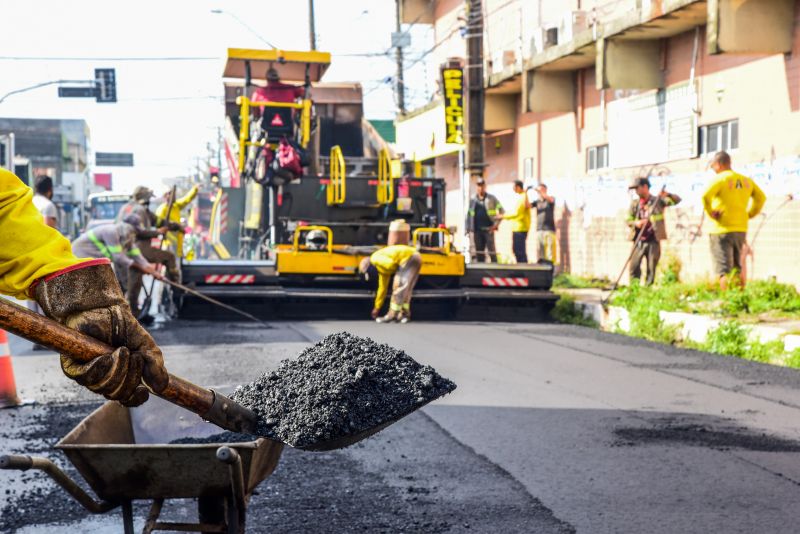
504;197;525;222
0;169;83;299
175;185;199;209
155;203;167;223
702;179;722;217
374;272;391;310
748;181;766;219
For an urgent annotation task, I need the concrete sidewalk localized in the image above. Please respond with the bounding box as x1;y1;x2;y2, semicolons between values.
559;287;800;355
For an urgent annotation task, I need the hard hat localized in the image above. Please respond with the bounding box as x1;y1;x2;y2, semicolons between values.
305;229;328;251
132;186;154;203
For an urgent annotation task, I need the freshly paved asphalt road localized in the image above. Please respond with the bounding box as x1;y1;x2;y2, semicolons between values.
3;319;800;532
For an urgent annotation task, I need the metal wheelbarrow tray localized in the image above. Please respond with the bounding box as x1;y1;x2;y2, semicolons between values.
1;395;284;534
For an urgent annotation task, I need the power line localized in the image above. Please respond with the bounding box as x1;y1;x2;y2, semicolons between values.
0;56;220;61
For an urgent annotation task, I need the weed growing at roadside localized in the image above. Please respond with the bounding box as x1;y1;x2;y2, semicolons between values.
701;321;785;363
552;273;611;289
550;295;598;327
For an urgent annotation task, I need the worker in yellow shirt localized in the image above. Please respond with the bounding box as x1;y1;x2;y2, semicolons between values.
359;244;422;324
0;168;169;406
500;180;531;263
156;184;199;257
702;150;766;290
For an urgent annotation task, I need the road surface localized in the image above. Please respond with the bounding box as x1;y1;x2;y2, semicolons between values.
3;319;800;533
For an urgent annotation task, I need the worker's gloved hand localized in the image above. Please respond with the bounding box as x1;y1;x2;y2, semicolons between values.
371;308;381;320
34;261;169;406
167;222;183;232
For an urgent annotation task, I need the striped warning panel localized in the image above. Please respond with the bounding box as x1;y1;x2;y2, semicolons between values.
204;274;255;284
219;193;228;234
481;277;529;287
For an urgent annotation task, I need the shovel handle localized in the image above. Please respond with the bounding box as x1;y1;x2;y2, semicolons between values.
0;298;257;434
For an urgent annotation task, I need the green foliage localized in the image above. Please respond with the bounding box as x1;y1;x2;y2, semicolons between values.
658;251;682;285
782;348;800;369
550;295;598;327
612;281;680;343
610;278;800;320
701;321;785;363
552;273;610;289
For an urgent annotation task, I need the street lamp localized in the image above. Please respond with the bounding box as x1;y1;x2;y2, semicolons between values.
210;9;277;49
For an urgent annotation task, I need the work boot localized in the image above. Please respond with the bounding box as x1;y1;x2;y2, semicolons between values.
376;311;398;323
398;311;411;324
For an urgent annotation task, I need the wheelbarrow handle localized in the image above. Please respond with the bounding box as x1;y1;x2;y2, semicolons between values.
0;298;258;435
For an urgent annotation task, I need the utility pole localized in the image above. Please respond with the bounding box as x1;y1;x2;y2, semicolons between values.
464;0;485;179
395;0;406;115
308;0;317;50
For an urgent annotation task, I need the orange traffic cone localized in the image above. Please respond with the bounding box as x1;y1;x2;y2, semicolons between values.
0;329;22;408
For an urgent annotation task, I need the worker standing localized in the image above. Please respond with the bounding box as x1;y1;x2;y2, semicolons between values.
32;175;59;229
251;67;304;105
467;178;503;262
117;186;180;316
501;180;532;263
533;183;557;265
626;177;682;286
0;168;169;405
156;185;199;258
702;150;766;290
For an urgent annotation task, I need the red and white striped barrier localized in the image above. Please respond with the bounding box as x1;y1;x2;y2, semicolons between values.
204;274;255;284
481;277;529;287
218;193;228;234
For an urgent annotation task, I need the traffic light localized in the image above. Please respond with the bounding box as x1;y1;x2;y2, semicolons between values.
94;69;117;103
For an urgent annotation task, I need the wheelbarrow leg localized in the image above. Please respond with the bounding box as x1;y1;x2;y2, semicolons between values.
122;500;134;534
217;447;246;534
142;498;164;534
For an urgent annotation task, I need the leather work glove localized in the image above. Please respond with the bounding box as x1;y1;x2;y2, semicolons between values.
34;260;169;406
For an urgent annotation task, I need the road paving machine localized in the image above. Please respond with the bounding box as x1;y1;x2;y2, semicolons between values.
178;48;556;320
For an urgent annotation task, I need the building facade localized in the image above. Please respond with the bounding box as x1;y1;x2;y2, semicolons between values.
396;0;800;286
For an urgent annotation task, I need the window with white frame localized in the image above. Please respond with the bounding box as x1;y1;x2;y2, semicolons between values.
587;144;609;171
699;119;738;156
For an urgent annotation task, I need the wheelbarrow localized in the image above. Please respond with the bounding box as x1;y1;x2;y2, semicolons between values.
0;394;284;534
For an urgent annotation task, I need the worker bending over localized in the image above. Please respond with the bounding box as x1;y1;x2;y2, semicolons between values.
0;168;169;406
72;215;163;285
359;220;421;324
156;184;199;258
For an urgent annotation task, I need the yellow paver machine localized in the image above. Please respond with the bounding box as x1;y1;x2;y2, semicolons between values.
179;48;556;321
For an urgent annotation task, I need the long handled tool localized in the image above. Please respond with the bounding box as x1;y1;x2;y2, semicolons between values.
0;298;258;435
160;277;266;325
601;186;665;307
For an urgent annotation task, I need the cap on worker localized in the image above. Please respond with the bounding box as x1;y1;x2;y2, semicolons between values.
132;186;155;202
122;214;144;233
628;177;651;189
476;178;486;186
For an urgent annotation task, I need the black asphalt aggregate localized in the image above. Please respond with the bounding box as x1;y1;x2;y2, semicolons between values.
4;319;800;532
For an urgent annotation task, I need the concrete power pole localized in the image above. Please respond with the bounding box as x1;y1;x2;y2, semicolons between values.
395;0;406;115
308;0;317;50
465;0;485;179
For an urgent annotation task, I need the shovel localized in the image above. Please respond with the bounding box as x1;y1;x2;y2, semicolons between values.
0;298;437;451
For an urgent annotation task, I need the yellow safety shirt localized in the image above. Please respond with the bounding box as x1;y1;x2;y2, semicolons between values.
156;185;199;256
503;192;531;233
0;169;86;299
702;170;766;234
369;244;417;310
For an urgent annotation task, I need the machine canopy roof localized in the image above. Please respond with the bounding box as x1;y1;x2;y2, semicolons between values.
224;48;331;83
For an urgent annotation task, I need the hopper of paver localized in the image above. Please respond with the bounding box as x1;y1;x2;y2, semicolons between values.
0;395;283;534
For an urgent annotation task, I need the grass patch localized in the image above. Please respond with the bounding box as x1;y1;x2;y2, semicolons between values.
610;278;800;321
700;321;785;364
550;295;598;327
552;273;611;289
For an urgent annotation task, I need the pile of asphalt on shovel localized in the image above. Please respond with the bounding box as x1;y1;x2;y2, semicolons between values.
178;332;456;447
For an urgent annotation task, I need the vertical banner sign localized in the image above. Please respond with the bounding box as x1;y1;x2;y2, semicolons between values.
441;67;465;145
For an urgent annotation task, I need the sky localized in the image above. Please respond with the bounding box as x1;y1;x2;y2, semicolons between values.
0;0;436;193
